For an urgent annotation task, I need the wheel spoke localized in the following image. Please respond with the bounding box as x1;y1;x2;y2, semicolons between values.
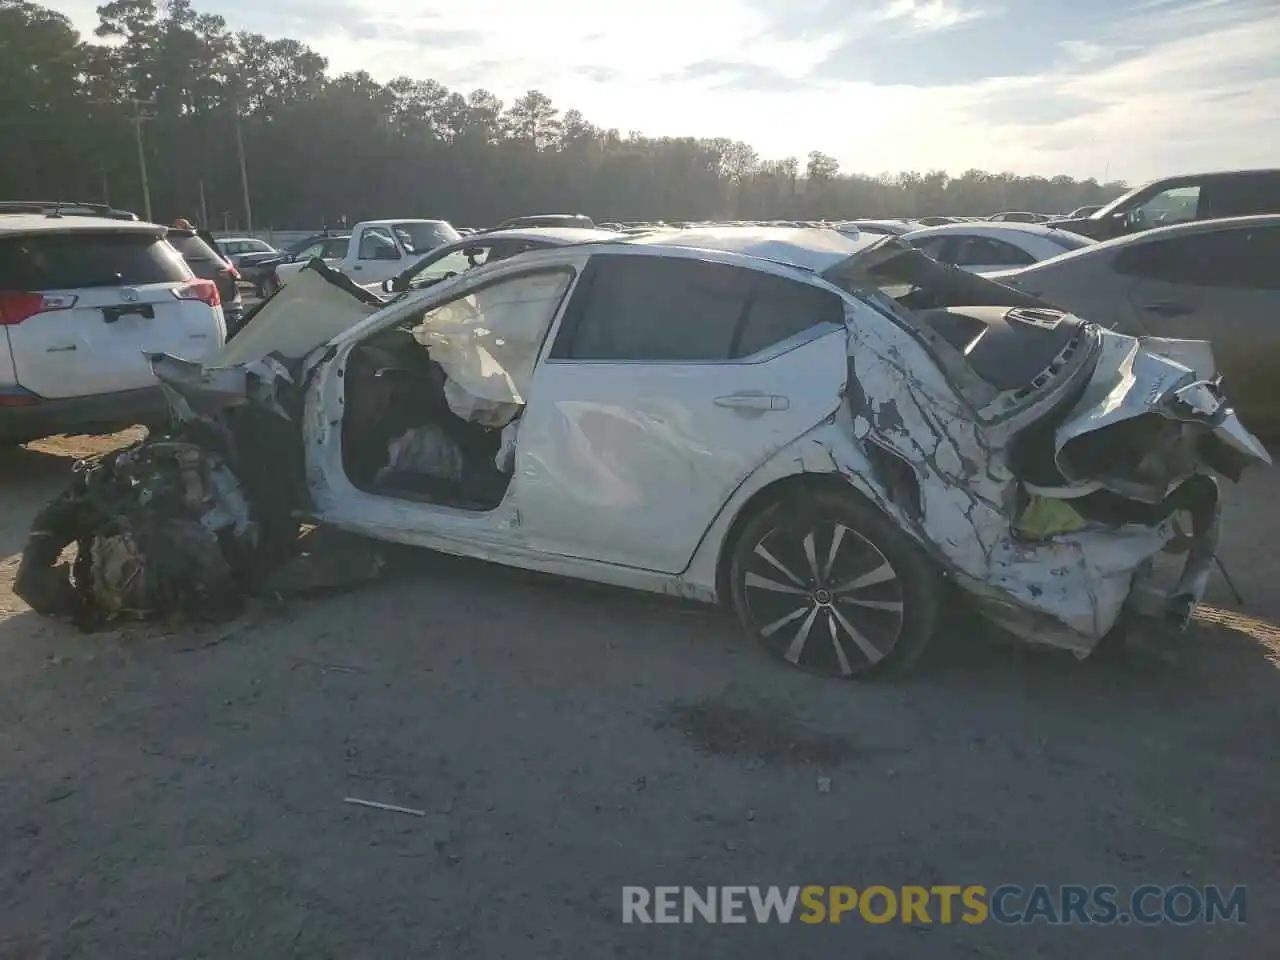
754;543;806;587
837;597;904;613
823;524;848;581
744;572;809;596
831;562;897;594
829;604;885;663
802;531;821;583
760;604;812;638
827;611;853;677
783;604;822;665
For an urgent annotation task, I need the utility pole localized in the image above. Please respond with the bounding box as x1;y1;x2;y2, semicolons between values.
128;97;155;222
198;179;209;227
232;97;253;234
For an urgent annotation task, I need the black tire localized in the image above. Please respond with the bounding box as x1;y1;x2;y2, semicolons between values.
728;488;942;680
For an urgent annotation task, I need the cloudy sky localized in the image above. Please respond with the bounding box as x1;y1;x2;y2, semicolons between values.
50;0;1280;183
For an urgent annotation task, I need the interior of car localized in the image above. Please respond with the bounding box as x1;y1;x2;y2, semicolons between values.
338;269;573;512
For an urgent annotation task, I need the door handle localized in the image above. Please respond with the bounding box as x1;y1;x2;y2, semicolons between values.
714;393;789;411
1143;300;1193;317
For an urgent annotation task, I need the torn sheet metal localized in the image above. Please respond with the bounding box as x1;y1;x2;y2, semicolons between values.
840;305;1267;654
216;261;381;365
1052;330;1270;502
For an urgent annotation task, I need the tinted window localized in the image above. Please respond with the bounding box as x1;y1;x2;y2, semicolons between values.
733;273;844;357
1113;226;1280;290
910;236;951;261
952;237;1036;267
558;256;753;361
322;238;350;259
0;232;190;289
1202;175;1280;218
167;231;221;263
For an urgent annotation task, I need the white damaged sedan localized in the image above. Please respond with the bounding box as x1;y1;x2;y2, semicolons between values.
153;227;1270;679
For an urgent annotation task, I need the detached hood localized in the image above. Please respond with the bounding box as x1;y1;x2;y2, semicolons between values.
216;260;382;365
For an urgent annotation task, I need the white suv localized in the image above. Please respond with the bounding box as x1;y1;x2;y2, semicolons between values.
0;213;226;443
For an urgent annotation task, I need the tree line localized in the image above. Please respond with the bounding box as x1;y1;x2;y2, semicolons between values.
0;0;1129;230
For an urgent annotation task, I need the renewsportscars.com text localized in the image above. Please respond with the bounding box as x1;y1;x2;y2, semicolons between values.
622;884;1247;926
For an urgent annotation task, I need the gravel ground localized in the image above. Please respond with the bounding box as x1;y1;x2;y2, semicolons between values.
0;433;1276;959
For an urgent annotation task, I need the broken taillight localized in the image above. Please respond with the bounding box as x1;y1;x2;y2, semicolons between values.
0;292;78;325
172;278;221;307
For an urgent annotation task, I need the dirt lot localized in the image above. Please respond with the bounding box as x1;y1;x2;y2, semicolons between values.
0;433;1276;958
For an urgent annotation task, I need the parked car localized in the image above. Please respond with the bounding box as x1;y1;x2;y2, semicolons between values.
214;236;280;290
1051;168;1280;240
374;227;624;295
1058;204;1103;219
988;212;1048;224
166;225;243;327
146;227;1267;679
494;213;595;230
256;234;351;297
268;219;459;292
0;211;225;443
987;215;1280;432
902;222;1094;275
834;219;921;237
916;216;961;226
0;200;139;221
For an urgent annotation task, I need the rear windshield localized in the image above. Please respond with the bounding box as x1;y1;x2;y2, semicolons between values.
0;232;191;290
167;231;222;263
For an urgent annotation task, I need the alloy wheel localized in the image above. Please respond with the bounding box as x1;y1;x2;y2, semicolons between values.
739;519;905;677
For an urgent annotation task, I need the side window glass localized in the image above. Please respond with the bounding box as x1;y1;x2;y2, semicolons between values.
954;237;1034;266
296;243;324;260
1114;231;1272;287
558;256;753;361
358;227;399;260
1235;227;1280;290
1113;238;1187;283
323;238;349;259
733;274;844;358
911;237;950;261
1132;186;1200;228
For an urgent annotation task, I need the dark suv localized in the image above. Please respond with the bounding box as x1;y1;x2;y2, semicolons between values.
1053;168;1280;241
165;227;243;326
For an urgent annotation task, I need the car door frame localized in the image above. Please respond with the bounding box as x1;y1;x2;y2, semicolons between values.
303;246;595;550
509;246;853;574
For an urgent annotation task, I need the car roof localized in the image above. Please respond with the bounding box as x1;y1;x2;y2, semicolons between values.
455;226;622;245
362;218;453;227
904;222;1089;239
0;214;165;236
621;226;881;272
218;236;265;243
999;214;1280;275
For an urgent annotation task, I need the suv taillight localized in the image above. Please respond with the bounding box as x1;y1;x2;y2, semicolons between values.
220;263;242;280
0;292;78;325
173;278;221;307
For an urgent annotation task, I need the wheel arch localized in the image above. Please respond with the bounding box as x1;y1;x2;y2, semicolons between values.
713;472;879;607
